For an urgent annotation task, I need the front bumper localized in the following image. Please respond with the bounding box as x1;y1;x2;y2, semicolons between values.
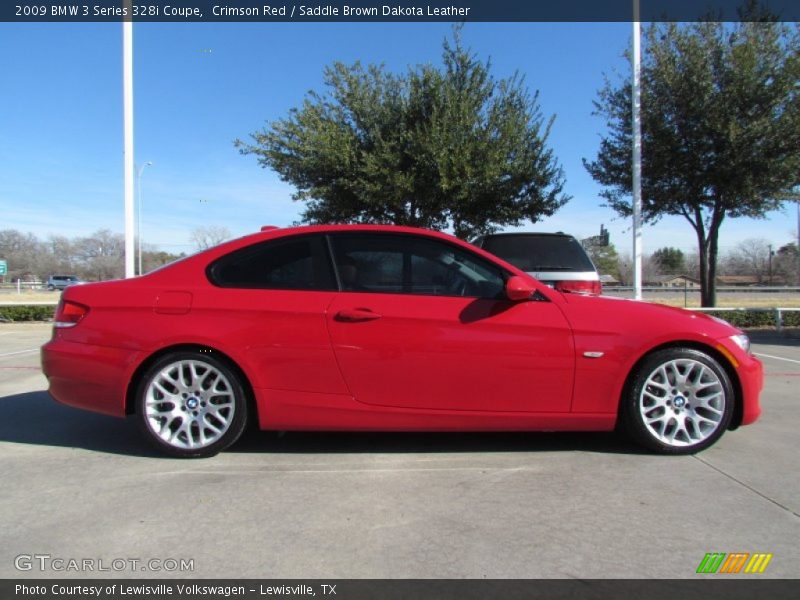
737;351;763;427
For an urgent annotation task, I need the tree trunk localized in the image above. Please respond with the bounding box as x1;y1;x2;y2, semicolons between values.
693;205;724;308
703;209;724;308
698;240;712;307
692;210;713;308
706;232;719;308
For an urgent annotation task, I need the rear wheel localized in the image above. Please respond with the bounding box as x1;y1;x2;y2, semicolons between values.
135;351;248;458
622;348;734;454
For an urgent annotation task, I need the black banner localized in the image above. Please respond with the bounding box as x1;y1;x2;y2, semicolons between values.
4;580;800;600
4;0;800;23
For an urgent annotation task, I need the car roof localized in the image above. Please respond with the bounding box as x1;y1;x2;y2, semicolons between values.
197;224;532;273
231;224;481;246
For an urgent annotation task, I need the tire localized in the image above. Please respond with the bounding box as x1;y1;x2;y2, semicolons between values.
621;348;734;455
135;351;248;458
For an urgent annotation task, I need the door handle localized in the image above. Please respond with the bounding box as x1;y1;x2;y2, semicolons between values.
335;308;382;322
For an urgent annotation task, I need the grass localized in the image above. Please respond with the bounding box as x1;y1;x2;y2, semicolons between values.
606;291;800;308
0;291;61;304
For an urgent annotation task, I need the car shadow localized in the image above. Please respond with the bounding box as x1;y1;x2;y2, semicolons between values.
0;391;163;458
0;390;648;457
231;428;647;455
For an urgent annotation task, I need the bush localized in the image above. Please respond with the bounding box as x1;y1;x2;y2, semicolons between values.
699;310;800;329
0;305;56;322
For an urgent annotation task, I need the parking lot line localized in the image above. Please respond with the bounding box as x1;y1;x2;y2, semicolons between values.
0;348;39;358
755;352;800;365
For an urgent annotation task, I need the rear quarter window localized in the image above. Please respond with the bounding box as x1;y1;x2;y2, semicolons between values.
207;235;336;290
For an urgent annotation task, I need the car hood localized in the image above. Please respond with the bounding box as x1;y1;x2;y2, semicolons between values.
556;292;742;342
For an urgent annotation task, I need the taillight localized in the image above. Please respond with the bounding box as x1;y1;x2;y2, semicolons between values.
54;300;89;328
555;280;602;295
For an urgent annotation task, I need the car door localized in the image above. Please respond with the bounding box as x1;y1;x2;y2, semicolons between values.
204;233;346;394
325;232;574;413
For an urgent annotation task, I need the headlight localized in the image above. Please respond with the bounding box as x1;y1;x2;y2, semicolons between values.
729;334;750;354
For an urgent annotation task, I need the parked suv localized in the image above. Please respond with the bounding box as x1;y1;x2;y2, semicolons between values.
472;232;601;295
47;275;83;291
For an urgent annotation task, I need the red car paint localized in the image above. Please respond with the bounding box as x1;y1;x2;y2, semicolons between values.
41;225;762;434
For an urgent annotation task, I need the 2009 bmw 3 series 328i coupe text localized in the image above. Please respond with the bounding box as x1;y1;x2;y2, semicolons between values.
41;225;762;458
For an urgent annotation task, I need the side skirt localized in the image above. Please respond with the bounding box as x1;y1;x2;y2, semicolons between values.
254;388;616;432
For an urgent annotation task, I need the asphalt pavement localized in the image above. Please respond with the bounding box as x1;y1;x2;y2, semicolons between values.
0;323;798;579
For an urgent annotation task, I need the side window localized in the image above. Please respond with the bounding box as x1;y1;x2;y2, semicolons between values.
208;235;336;290
330;233;506;299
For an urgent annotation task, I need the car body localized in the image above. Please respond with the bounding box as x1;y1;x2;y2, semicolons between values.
472;232;601;295
41;225;762;458
47;275;84;291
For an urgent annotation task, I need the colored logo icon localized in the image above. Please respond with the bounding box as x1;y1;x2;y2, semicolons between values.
696;553;773;574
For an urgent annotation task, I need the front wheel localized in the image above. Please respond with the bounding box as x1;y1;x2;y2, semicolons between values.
621;348;734;454
135;351;248;458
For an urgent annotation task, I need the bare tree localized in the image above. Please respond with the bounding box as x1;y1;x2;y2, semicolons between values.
773;243;798;285
0;228;189;283
74;229;125;281
0;230;41;279
617;253;662;286
190;226;231;251
723;238;773;283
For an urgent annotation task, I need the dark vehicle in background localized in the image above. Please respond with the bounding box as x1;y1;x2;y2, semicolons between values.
47;275;83;291
472;232;601;295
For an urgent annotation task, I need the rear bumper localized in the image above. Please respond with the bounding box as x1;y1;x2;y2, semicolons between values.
41;338;141;417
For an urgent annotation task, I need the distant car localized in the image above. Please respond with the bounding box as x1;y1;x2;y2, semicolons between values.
41;225;762;458
472;232;602;295
47;275;83;291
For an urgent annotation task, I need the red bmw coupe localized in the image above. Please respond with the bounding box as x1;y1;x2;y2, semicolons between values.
41;225;762;458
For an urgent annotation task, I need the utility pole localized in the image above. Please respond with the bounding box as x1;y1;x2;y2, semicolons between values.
136;161;153;275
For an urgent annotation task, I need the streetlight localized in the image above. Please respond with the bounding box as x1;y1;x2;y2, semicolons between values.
631;0;643;301
136;161;153;275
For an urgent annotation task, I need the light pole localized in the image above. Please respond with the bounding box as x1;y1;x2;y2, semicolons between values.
123;19;134;278
631;0;643;301
136;161;153;275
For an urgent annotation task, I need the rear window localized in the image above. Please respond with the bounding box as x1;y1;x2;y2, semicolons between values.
481;235;595;272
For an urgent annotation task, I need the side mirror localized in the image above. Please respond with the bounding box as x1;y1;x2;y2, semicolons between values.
505;275;536;301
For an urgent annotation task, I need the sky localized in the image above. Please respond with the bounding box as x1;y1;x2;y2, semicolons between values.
0;21;797;257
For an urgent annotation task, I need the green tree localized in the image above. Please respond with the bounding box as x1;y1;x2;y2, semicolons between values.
652;247;686;274
236;28;568;239
585;17;800;306
585;242;620;277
